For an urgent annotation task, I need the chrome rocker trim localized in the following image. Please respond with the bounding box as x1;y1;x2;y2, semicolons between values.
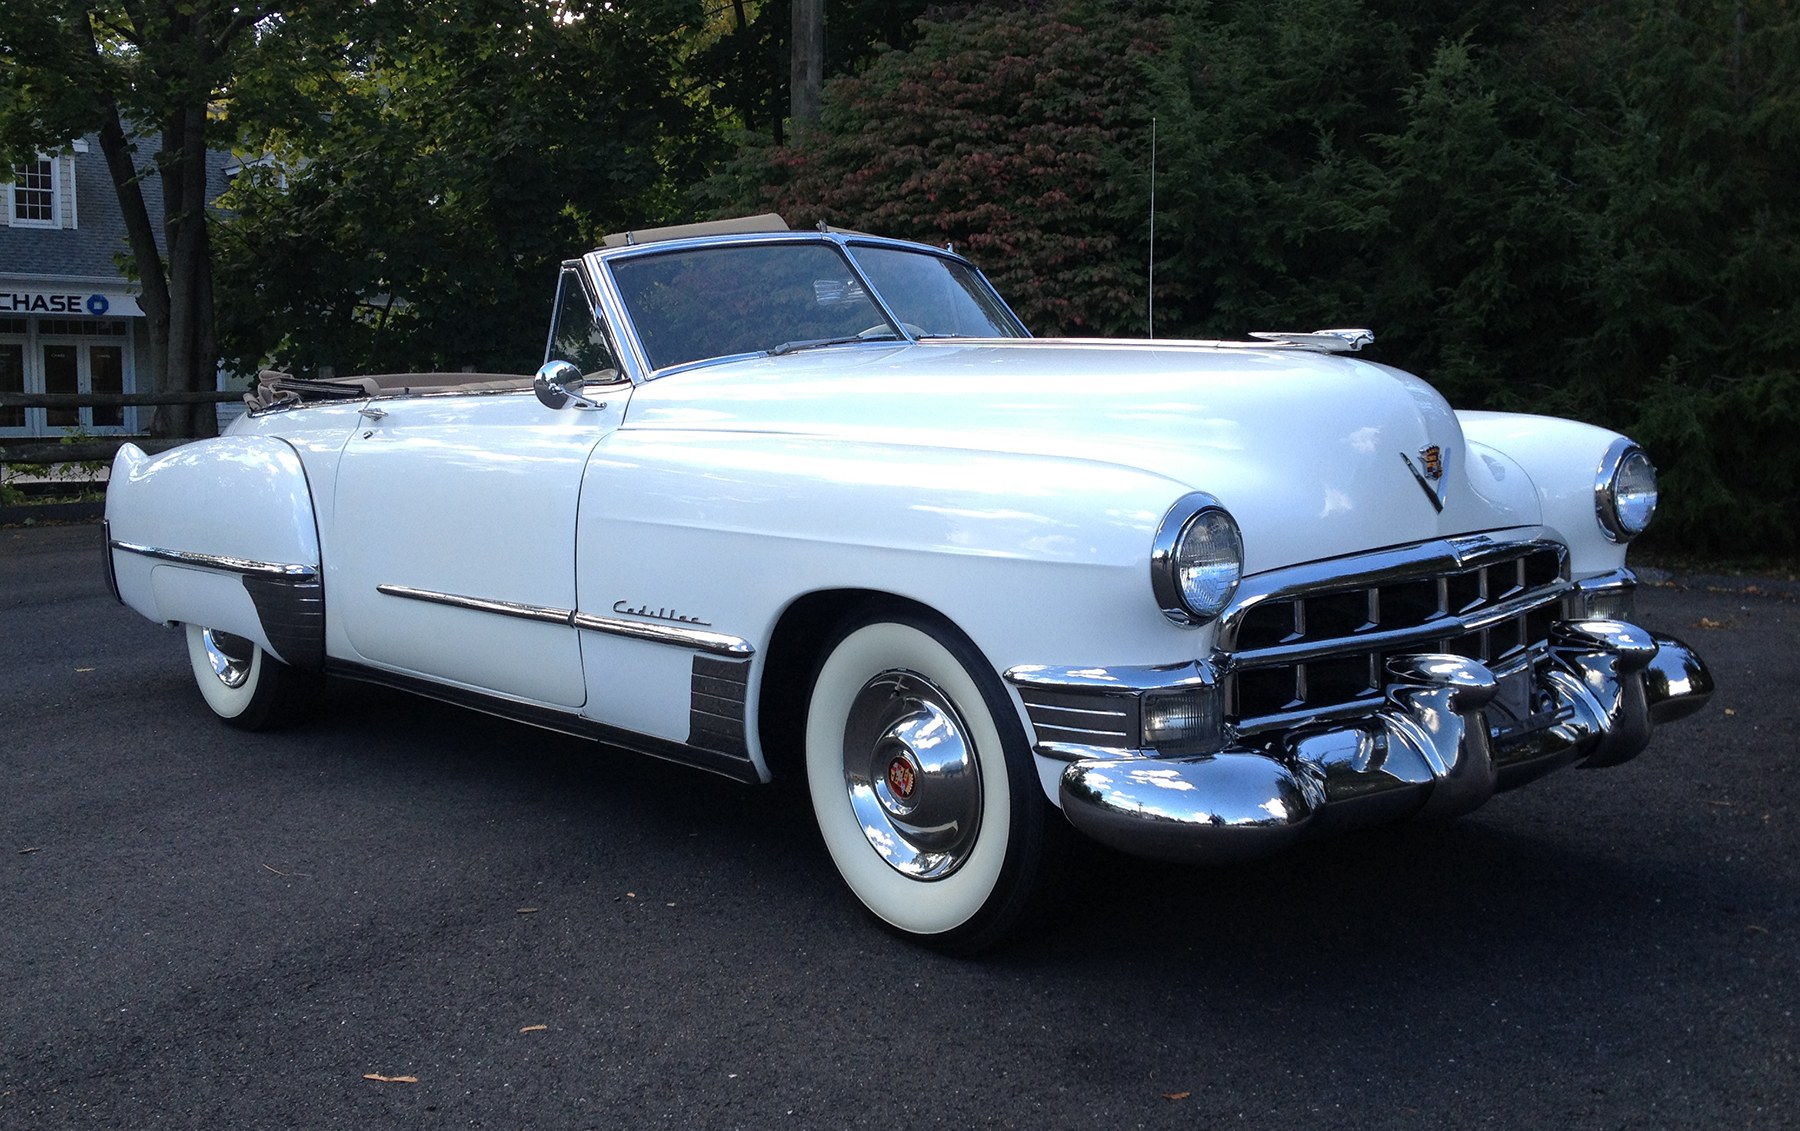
377;583;755;657
325;659;760;784
1016;618;1713;863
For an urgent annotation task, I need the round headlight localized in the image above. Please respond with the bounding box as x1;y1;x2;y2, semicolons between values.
1596;441;1658;541
1152;495;1244;625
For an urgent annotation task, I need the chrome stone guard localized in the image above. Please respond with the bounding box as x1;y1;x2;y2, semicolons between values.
1022;619;1713;863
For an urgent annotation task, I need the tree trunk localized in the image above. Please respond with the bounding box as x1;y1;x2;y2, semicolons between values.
791;0;823;130
84;8;222;440
157;104;219;438
95;109;184;436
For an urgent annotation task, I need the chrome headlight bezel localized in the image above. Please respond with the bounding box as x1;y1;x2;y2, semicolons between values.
1595;439;1658;542
1151;493;1244;626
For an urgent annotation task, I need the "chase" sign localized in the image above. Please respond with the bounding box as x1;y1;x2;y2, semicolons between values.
0;291;138;316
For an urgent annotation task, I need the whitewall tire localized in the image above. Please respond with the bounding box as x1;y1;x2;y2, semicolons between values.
184;624;317;731
805;609;1046;952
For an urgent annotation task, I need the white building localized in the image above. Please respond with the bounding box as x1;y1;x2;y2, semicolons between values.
1;136;232;439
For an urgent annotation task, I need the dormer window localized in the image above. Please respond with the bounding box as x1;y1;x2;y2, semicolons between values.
8;156;74;229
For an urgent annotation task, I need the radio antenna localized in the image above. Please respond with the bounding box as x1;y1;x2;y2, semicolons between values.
1147;116;1156;339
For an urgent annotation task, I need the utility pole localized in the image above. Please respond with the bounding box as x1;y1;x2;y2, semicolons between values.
791;0;823;128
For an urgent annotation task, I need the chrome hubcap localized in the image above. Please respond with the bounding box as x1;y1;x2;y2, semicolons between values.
202;628;255;689
841;669;982;880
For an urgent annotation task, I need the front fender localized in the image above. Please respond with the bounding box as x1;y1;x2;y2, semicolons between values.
105;437;325;668
578;429;1199;671
1457;411;1633;578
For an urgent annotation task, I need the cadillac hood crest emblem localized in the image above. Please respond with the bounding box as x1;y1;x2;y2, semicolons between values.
1401;444;1450;511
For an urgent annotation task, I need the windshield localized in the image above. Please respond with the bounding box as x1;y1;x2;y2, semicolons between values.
608;243;886;372
846;245;1025;339
604;240;1024;373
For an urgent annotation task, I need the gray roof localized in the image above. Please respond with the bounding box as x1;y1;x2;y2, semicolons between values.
0;130;234;286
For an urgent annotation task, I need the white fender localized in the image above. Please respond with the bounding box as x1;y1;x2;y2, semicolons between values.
1457;412;1635;578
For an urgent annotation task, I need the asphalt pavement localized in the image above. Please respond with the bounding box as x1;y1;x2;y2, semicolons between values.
2;521;1794;1129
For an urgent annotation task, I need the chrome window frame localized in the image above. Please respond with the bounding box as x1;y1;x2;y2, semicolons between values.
543;261;631;384
579;231;1029;384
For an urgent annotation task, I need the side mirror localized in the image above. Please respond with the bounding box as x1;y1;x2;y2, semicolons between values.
534;360;598;410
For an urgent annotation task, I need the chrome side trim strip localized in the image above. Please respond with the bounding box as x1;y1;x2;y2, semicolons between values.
376;584;574;625
376;583;755;656
573;612;755;657
110;540;318;580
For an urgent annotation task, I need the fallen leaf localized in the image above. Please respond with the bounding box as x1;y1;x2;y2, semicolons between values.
1697;617;1727;629
18;847;39;855
516;907;539;914
519;1024;548;1033
363;1074;418;1084
1162;1091;1191;1101
1705;799;1733;808
1724;708;1738;717
75;667;95;673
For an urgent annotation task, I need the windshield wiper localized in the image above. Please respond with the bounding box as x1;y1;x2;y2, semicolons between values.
766;331;900;356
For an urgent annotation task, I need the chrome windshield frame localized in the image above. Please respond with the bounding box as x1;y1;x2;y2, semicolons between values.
576;230;1028;384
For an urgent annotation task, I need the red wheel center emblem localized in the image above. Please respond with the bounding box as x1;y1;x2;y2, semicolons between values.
886;757;916;800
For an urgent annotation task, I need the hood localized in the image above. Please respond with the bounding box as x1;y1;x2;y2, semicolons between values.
621;339;1539;572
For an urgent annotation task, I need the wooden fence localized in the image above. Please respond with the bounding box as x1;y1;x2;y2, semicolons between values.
0;389;240;465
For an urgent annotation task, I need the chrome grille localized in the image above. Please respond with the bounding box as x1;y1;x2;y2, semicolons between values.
1218;539;1569;735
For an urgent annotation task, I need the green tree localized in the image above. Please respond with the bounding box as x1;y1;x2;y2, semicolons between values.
710;0;1800;555
214;0;715;376
705;1;1167;335
694;0;928;145
0;0;299;436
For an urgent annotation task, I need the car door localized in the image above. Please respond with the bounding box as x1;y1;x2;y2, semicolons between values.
329;387;624;707
328;270;628;708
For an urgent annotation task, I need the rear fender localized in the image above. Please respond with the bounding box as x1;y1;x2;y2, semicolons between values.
105;438;325;669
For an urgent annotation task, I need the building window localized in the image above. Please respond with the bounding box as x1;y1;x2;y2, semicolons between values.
9;157;63;228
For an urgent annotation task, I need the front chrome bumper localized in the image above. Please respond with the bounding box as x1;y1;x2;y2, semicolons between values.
1037;619;1713;863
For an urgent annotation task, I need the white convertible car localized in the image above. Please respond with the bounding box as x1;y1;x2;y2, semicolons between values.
105;216;1713;950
